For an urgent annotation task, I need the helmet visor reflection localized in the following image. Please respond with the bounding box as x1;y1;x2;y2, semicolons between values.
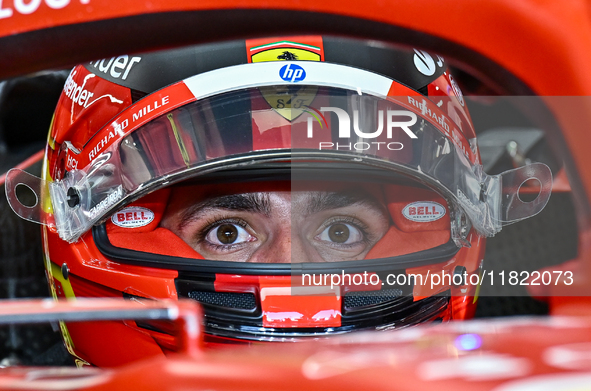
17;75;549;243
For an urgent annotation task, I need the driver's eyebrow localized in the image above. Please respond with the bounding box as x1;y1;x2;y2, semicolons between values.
305;190;384;215
179;193;271;228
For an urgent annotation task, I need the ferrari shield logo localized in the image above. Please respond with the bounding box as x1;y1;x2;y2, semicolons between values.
250;44;322;121
259;85;319;121
251;47;321;63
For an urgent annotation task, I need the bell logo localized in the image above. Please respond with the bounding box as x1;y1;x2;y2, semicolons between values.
307;107;418;139
402;201;446;222
280;64;306;83
112;207;155;228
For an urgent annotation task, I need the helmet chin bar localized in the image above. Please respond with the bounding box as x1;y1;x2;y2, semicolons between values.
197;295;451;342
125;280;451;342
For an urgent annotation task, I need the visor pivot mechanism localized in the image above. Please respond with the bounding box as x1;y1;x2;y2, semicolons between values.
479;183;487;203
451;208;472;248
67;187;81;208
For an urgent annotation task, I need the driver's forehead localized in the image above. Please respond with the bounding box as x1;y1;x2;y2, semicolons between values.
165;181;386;214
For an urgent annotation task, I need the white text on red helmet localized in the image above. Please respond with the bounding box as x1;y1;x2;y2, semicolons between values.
66;154;78;170
112;207;155;228
63;70;95;108
407;97;450;133
132;96;170;122
88;55;141;80
86;95;169;161
88;122;127;161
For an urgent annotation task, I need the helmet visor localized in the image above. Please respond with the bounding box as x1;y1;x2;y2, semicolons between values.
5;62;552;244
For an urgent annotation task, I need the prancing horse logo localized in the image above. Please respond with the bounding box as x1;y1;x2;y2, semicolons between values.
277;51;298;61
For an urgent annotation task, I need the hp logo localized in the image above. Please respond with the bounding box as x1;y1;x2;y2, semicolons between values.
279;64;306;83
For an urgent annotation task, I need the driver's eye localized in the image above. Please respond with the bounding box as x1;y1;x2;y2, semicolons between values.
205;223;253;245
317;223;363;244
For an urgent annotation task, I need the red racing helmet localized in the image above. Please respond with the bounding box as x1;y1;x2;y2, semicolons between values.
5;36;552;367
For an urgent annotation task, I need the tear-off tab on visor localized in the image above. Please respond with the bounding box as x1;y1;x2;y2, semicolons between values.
494;162;553;226
4;167;121;242
5;168;55;229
